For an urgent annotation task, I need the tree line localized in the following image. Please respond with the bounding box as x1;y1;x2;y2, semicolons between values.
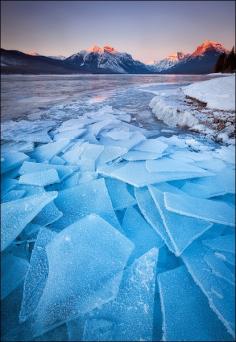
214;47;236;73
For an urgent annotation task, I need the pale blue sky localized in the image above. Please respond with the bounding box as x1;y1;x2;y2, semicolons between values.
1;1;235;62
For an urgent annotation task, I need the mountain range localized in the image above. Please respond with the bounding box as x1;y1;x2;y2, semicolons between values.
1;40;228;74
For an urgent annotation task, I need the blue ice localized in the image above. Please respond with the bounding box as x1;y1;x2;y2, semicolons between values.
158;265;232;341
149;184;212;255
19;169;60;187
1;191;57;251
33;214;133;336
84;248;159;341
164;192;235;227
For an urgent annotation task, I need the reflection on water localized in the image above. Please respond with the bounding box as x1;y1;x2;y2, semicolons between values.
1;74;218;121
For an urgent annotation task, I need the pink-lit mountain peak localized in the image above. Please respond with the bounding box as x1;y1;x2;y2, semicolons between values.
192;40;227;56
87;45;118;54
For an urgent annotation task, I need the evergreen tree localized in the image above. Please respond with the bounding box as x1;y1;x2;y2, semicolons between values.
214;52;226;72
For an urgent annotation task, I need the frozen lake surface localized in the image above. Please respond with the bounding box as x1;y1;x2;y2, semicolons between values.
1;74;235;341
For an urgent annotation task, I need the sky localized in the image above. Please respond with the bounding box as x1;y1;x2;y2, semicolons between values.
1;1;235;63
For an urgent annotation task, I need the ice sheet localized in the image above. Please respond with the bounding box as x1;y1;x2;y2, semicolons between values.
122;206;164;259
33;214;133;335
31;140;71;162
97;146;128;165
19;161;74;181
105;178;136;210
203;235;235;254
51;178;121;231
146;157;213;175
1;254;29;299
164;192;235;227
2;190;26;202
204;253;235;285
134;187;175;253
134;139;168;154
19;228;57;322
182;241;235;337
123;150;164;161
19;169;60;187
84;248;158;341
149;185;212;255
1;151;29;174
158;265;232;341
1;191;57;251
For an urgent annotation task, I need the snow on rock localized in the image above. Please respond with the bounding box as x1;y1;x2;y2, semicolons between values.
182;76;235;111
150;76;235;144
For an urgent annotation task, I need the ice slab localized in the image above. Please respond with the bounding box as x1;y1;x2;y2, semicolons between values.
146;157;213;175
122;206;164;259
1;254;29;299
1;119;54;143
164;192;235;227
100;131;146;150
195;158;226;172
182;241;235;337
134;139;168;154
149;185;212;256
158;265;232;341
204;253;235;285
2;190;26;202
1;191;57;251
32;201;63;226
84;248;158;341
33;214;133;335
99;161;211;188
19;161;74;181
51;178;120;231
1;177;18;197
215;251;235;266
105;178;136;210
203;235;235;254
19;169;60;187
19;228;57;322
83;319;114;341
1;151;29;174
181;170;235;199
53;128;86;141
31;140;70;162
170;150;212;162
97;146;128;165
102;127;132;140
134;187;175;253
50;156;66;165
123;150;164;161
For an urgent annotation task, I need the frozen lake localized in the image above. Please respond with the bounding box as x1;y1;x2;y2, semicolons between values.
1;74;214;122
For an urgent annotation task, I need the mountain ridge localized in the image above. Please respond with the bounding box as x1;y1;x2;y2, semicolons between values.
1;41;229;74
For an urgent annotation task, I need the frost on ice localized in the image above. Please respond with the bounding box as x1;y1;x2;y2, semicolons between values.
1;100;235;341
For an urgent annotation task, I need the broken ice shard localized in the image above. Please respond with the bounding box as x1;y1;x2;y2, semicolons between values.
122;206;164;259
52;178;120;231
149;184;212;255
19;228;57;322
1;191;57;251
1;254;29;299
182;240;235;338
105;178;136;210
84;248;158;341
134;187;175;253
164;192;235;227
203;235;235;254
31;140;70;162
1;151;29;174
33;214;133;335
19;169;60;187
158;265;232;341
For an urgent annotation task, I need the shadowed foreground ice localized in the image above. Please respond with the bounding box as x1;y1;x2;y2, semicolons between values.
1;76;235;341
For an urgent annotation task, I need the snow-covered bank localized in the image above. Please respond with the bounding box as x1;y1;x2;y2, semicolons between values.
150;75;235;144
182;75;235;111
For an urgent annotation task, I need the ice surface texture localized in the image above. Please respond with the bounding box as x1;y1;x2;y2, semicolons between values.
1;102;235;341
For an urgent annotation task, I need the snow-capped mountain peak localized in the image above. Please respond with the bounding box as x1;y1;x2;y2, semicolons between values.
191;40;227;57
87;45;118;54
